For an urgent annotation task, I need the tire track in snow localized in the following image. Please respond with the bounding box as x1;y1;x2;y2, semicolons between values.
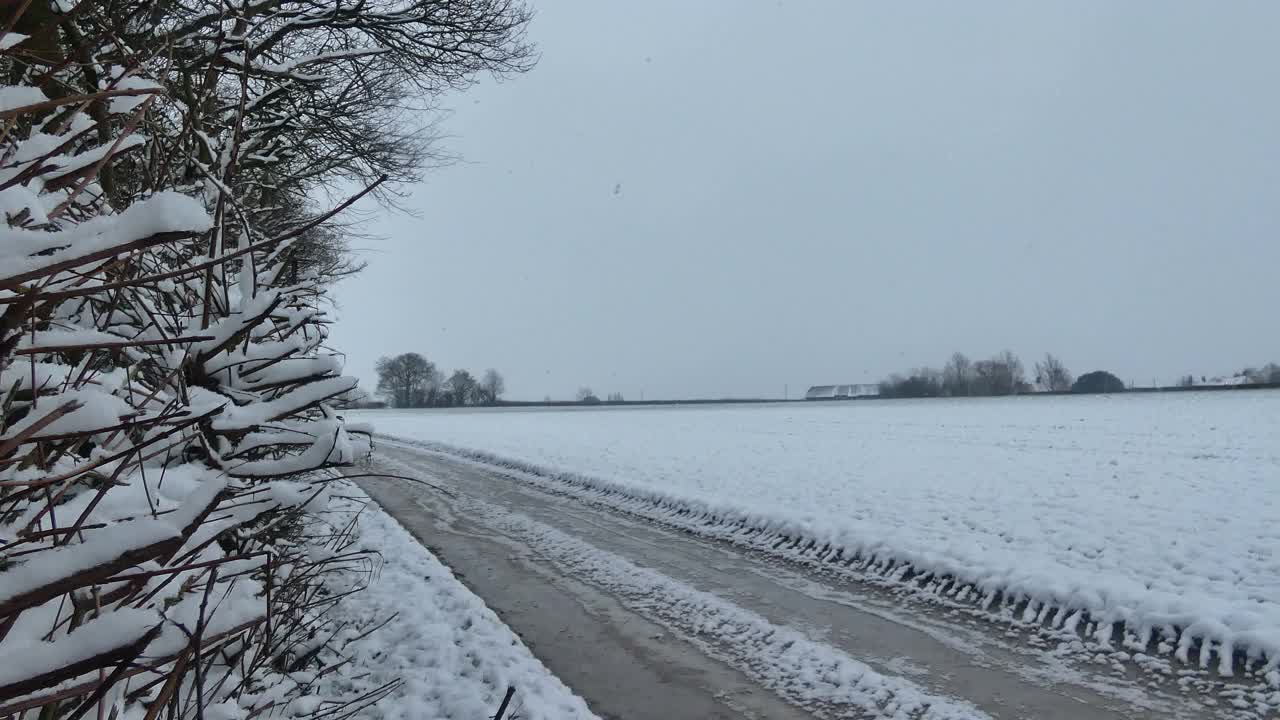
461;492;994;720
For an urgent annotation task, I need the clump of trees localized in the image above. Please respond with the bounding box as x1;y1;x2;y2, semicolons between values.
973;351;1032;396
880;350;1040;398
884;354;1280;399
375;353;506;407
577;387;602;404
878;368;942;398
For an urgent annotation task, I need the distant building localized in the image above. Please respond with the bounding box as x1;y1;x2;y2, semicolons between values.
805;384;878;400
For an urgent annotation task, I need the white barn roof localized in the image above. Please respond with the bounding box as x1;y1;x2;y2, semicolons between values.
805;384;877;400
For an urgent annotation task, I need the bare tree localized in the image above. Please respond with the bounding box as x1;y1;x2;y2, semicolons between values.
1000;350;1028;393
942;352;973;396
448;369;479;406
971;351;1026;396
971;361;997;396
577;387;599;403
423;366;445;405
1034;353;1073;392
376;353;437;407
481;369;506;405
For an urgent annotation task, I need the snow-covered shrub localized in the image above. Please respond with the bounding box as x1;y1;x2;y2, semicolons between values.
0;0;532;716
0;77;374;720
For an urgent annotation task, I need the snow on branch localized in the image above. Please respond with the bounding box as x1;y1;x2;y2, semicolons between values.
0;609;161;699
0;192;212;290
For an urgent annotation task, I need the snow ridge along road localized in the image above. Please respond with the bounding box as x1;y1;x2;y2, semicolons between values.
359;437;1274;719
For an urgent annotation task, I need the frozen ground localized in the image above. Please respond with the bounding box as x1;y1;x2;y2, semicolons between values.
352;392;1280;685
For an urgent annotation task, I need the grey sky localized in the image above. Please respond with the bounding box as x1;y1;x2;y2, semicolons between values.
330;1;1280;400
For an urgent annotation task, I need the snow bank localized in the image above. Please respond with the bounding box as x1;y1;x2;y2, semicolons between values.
356;392;1280;677
314;482;596;720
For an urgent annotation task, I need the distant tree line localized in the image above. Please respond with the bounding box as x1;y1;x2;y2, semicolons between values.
375;353;506;407
879;351;1127;397
571;388;625;404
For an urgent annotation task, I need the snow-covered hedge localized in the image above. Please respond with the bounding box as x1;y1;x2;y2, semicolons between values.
0;91;371;720
0;0;531;717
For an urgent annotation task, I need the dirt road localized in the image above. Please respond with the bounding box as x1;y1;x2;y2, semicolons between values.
356;439;1238;719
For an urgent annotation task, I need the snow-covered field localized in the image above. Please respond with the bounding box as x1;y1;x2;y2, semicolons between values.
353;392;1280;679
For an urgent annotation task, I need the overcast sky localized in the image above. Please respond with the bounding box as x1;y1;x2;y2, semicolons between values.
329;1;1280;400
